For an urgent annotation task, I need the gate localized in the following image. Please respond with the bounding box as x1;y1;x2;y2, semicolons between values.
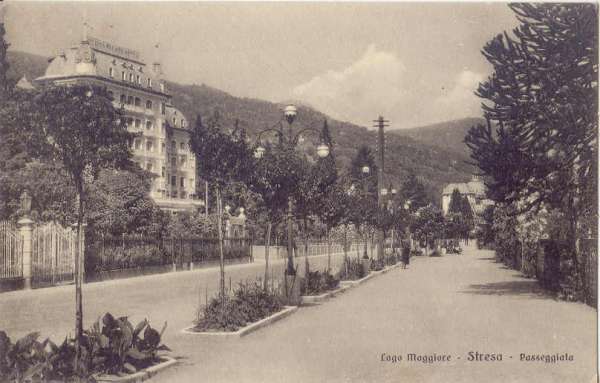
0;221;23;280
32;222;77;287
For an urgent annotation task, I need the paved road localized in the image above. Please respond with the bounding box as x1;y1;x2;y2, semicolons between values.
1;246;596;382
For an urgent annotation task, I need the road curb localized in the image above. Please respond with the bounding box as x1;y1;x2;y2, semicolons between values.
181;306;298;338
94;356;177;383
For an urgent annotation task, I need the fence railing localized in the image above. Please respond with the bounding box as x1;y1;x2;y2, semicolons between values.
85;235;252;274
280;240;366;259
32;222;77;287
0;221;22;280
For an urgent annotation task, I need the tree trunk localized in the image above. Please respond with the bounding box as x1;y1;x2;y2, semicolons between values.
74;180;85;372
263;221;272;291
326;225;331;273
343;225;348;275
304;217;309;278
216;187;225;303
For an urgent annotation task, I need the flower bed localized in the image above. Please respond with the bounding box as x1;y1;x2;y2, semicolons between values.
0;313;172;383
191;281;286;333
300;270;340;296
338;258;367;281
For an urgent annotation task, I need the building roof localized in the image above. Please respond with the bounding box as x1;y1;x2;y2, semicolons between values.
166;105;188;130
35;36;167;96
442;177;487;196
16;75;35;90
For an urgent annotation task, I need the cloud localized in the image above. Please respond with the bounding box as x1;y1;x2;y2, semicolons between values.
293;45;408;127
292;45;485;129
431;70;485;122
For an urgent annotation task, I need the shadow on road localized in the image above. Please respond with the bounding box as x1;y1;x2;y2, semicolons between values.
461;280;556;300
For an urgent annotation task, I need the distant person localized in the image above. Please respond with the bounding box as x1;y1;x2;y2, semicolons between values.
401;240;410;269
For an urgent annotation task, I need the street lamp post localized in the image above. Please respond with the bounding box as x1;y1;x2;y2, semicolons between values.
254;105;330;300
361;165;370;258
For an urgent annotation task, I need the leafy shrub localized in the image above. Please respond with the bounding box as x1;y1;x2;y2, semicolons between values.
429;250;442;257
0;313;170;382
194;281;284;332
338;258;365;281
410;249;423;257
370;258;385;271
385;255;397;266
301;270;340;296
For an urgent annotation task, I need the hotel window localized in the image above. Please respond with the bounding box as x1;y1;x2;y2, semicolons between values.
134;139;141;150
121;71;126;81
127;117;134;127
146;140;153;152
161;142;165;153
147;78;152;88
134;97;141;107
171;176;176;187
181;119;185;128
136;75;141;84
160;102;165;115
172;117;176;126
160;83;165;92
180;191;186;199
180;156;186;167
171;156;176;164
180;178;185;188
146;100;152;109
146;120;153;130
134;119;141;129
120;94;126;104
109;67;114;78
108;91;114;100
127;96;133;105
180;142;185;151
146;162;153;171
171;140;176;150
129;73;134;83
161;122;165;132
161;166;165;177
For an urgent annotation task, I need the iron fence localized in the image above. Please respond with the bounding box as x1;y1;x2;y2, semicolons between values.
85;235;251;274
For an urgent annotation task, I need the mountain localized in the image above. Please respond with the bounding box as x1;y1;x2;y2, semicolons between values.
6;50;476;205
393;117;485;156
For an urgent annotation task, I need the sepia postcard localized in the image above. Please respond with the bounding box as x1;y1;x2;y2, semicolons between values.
0;1;597;382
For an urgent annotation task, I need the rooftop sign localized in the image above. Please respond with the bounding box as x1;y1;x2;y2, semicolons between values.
87;36;141;62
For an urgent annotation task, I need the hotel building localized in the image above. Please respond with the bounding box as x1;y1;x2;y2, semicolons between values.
35;35;203;212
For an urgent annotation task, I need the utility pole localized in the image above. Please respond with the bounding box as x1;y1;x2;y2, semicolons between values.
373;116;389;262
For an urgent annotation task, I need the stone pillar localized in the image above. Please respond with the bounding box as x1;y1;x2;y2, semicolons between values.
18;217;34;290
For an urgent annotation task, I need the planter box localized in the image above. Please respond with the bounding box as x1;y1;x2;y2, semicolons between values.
181;306;298;338
94;356;177;383
340;271;375;287
301;284;351;305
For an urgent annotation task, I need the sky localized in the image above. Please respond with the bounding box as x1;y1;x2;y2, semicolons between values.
4;1;519;129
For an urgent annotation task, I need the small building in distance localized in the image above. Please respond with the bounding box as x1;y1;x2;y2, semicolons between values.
441;175;494;217
35;34;203;213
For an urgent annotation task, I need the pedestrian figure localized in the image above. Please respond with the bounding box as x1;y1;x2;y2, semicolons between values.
401;240;410;269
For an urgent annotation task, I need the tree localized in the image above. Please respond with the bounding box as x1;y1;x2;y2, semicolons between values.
447;188;463;215
400;172;429;212
465;3;597;291
189;112;254;300
411;205;445;255
348;145;378;258
304;119;339;273
34;84;133;371
0;21;10;101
